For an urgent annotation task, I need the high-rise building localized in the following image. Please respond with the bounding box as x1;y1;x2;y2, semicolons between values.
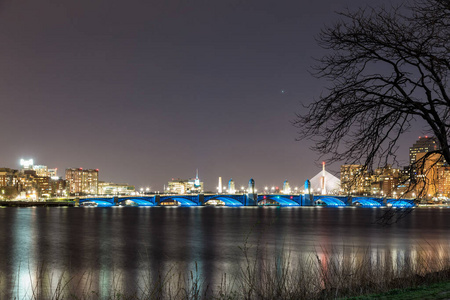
65;168;98;195
340;165;365;194
415;153;443;198
409;136;439;166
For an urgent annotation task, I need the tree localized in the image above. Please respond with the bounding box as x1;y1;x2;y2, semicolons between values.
295;0;450;180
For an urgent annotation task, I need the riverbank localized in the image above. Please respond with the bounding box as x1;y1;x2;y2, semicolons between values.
0;200;74;207
342;281;450;300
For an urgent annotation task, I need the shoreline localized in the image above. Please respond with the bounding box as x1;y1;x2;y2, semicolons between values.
0;200;449;208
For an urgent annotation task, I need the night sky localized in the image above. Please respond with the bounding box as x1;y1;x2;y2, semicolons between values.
1;0;424;191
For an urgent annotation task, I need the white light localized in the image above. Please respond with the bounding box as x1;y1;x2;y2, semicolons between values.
20;159;33;168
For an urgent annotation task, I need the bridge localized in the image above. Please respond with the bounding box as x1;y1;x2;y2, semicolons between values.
77;194;415;208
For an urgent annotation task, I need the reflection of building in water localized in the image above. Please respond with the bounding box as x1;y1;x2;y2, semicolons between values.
167;171;204;194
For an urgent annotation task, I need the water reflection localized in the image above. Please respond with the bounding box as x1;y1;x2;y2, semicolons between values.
0;207;449;298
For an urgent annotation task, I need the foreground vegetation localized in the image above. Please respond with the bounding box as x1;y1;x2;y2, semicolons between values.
5;242;450;299
342;281;450;300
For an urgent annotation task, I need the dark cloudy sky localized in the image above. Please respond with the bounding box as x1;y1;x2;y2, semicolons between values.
1;0;424;191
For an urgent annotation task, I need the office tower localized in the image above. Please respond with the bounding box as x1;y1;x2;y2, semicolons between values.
65;168;98;195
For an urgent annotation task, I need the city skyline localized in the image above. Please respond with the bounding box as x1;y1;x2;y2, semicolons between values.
5;133;436;193
0;0;430;190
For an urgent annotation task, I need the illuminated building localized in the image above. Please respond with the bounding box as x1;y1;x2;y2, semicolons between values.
409;136;439;165
438;167;450;198
282;180;291;194
32;165;48;177
228;179;236;194
51;178;68;197
340;165;364;194
372;165;402;197
409;136;439;180
65;168;98;195
98;182;135;195
415;153;443;199
0;168;18;187
19;159;34;170
167;171;204;194
48;168;58;178
35;176;51;197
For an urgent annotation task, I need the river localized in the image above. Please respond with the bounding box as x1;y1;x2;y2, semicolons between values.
0;206;449;298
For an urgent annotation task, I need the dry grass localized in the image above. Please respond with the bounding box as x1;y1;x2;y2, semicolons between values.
4;243;450;299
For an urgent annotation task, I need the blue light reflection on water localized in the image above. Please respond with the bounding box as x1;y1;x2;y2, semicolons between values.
0;207;449;298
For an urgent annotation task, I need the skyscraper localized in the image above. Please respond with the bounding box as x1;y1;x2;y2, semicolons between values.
409;136;439;165
65;168;98;195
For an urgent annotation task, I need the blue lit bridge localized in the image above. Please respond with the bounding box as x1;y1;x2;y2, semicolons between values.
77;194;415;208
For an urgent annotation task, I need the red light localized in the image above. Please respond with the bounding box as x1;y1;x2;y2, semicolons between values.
79;168;83;170
276;186;279;189
263;196;266;199
290;196;293;199
425;135;428;138
95;169;99;171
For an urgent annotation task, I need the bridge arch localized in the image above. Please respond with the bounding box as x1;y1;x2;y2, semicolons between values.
118;198;156;206
205;196;243;207
161;197;199;207
353;199;382;207
79;198;114;207
315;197;346;207
352;197;382;207
387;199;415;208
118;197;156;206
258;195;301;207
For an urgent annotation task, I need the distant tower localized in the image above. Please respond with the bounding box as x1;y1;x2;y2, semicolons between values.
248;178;255;194
228;179;236;194
321;162;327;195
218;177;223;193
283;180;291;194
194;169;200;188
